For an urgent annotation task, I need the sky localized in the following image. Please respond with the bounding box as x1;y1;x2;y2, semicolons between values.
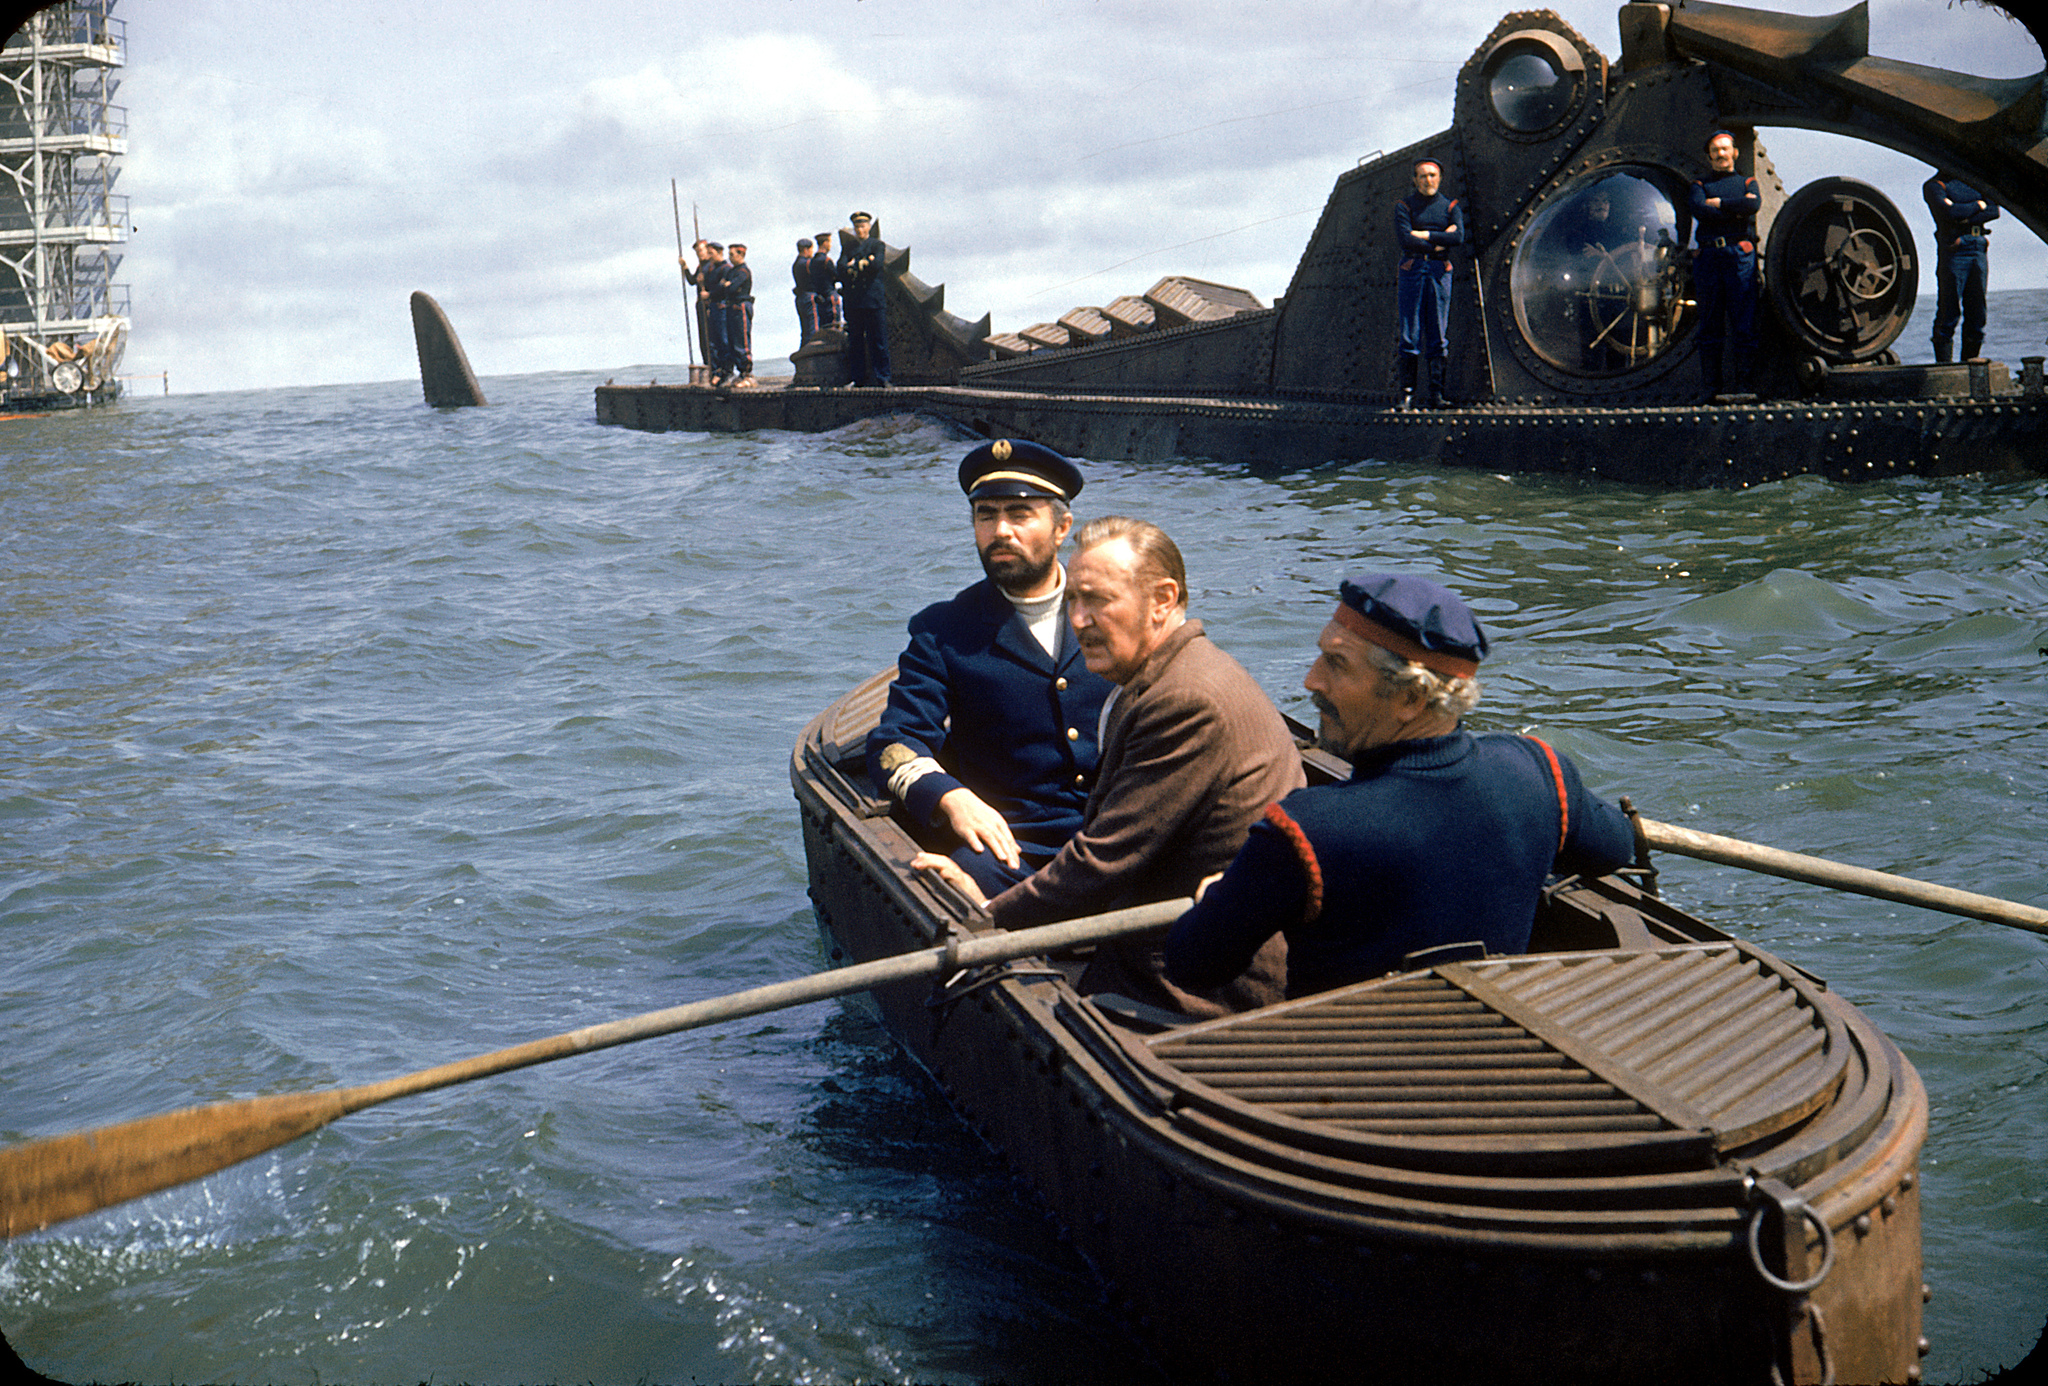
92;0;2048;395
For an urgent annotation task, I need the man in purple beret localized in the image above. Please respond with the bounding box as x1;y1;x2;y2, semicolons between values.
1165;573;1635;998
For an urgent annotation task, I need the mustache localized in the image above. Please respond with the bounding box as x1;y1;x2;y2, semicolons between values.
1310;693;1339;719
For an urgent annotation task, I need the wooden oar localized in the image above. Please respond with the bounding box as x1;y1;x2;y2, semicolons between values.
0;897;1188;1240
1637;815;2048;936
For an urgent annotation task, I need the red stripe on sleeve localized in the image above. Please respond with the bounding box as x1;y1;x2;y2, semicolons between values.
1262;802;1323;924
1526;736;1569;854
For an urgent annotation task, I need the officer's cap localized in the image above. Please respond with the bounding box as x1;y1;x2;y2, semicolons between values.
958;439;1084;504
850;211;873;223
1334;573;1488;679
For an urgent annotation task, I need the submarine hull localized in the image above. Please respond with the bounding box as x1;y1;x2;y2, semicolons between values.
595;377;2046;488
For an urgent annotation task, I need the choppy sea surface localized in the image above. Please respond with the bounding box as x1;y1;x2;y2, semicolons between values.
4;294;2046;1385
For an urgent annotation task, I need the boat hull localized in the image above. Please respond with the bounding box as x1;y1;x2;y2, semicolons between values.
792;674;1928;1383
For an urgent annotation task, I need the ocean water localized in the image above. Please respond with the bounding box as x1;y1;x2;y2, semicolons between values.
3;297;2045;1384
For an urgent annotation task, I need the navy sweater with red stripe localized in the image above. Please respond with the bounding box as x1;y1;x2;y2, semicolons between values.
1165;729;1633;998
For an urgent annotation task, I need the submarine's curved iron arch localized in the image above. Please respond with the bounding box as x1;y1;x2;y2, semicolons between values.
1660;0;2048;248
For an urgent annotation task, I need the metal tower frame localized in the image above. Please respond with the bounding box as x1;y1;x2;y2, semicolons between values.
1;0;128;404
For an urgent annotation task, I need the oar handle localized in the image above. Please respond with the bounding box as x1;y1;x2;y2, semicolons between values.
1637;817;2048;936
1;898;1189;1238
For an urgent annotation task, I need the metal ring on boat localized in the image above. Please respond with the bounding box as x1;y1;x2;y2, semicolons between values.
1746;1198;1837;1294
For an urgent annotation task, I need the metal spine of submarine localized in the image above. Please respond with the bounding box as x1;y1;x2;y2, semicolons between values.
595;2;2048;487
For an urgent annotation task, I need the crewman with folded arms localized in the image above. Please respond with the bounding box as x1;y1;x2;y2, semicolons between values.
1394;158;1465;409
1689;130;1762;399
1923;169;2000;364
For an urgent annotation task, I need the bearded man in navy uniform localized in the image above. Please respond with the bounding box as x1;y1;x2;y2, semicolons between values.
1166;573;1635;999
867;440;1113;897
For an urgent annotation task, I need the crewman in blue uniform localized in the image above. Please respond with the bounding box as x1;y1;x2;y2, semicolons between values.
696;241;732;385
811;231;842;330
1688;130;1761;399
867;440;1114;898
837;212;891;387
1394;158;1465;409
1165;573;1635;999
722;243;756;387
679;238;718;372
793;238;820;340
1923;170;2000;364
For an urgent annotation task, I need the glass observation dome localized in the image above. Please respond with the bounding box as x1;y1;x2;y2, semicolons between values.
1487;51;1576;133
1510;170;1692;376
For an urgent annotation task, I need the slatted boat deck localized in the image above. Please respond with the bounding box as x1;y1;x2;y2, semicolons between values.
1142;946;1843;1170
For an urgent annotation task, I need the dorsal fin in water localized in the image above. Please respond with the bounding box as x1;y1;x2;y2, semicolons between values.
409;291;488;407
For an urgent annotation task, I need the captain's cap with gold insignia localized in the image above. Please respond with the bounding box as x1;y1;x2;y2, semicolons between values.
958;438;1085;503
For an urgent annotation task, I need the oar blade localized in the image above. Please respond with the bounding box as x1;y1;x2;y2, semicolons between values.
0;897;1194;1239
1;1088;354;1238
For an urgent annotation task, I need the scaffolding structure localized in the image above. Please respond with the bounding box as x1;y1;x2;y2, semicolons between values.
1;0;128;406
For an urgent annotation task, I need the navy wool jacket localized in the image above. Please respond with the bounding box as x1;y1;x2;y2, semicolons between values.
866;579;1112;862
1922;175;1999;248
809;251;839;297
1166;730;1634;998
1394;190;1465;259
1688;171;1760;248
837;232;889;309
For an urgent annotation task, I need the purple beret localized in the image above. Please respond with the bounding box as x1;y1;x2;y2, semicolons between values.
1335;574;1488;677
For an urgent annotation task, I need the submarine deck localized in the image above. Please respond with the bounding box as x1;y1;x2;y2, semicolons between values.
594;373;2048;489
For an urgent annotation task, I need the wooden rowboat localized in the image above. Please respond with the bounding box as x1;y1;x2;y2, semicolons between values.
792;669;1930;1384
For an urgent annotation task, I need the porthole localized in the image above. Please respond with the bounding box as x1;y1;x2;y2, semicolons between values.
1481;30;1586;135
